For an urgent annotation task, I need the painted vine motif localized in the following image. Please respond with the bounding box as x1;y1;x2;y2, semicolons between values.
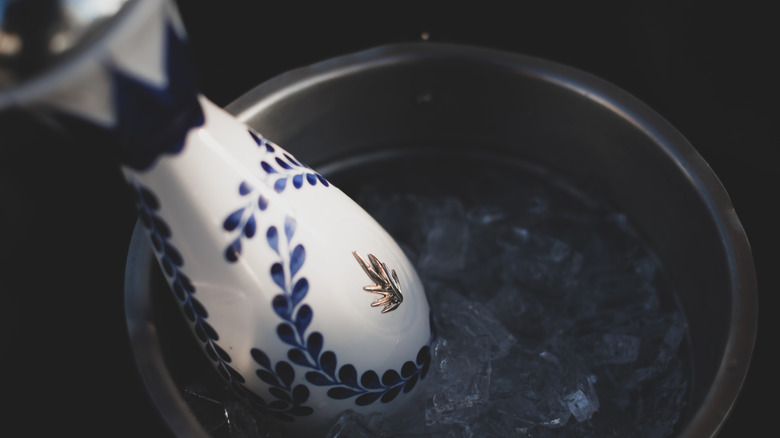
222;130;329;262
247;215;431;420
131;182;249;392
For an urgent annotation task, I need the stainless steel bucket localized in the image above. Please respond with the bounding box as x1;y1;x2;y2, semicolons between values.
125;43;757;437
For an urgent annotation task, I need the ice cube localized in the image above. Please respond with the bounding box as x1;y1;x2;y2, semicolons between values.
417;197;470;274
425;336;493;427
562;387;599;423
223;400;261;438
593;333;641;364
326;411;372;438
467;204;508;226
434;299;516;360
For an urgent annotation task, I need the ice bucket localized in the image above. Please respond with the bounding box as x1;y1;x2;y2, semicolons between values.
125;43;757;437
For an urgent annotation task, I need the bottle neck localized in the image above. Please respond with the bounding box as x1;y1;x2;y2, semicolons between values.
5;0;202;171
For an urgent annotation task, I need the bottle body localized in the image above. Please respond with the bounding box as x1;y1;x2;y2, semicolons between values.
126;97;431;431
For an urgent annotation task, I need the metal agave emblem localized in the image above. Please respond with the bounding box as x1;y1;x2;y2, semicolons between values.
352;251;404;313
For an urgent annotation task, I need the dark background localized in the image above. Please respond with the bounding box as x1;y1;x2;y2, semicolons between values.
2;0;775;436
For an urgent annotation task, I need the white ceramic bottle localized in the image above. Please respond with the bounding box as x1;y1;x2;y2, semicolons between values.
0;0;431;433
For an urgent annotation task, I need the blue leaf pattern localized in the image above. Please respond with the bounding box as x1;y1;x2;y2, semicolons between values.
245;214;432;420
292;385;309;404
261;161;277;174
401;361;417;378
225;240;241;262
276;157;293;170
266;226;279;254
276;362;295;387
251;349;271;370
222;128;330;262
284;216;296;243
356;392;383;406
291;278;308;308
224;208;244;231
288;349;313;367
269;387;292;403
244;215;256;238
381;386;403;403
239;181;253;195
305;372;331;386
320;351;337;377
339;364;359;388
295;304;312;334
272;295;289;319
307;332;323;359
361;371;381;389
250;128;330;195
289;244;305;277
277;323;296;346
271;263;286;290
130;180;266;416
382;369;401;386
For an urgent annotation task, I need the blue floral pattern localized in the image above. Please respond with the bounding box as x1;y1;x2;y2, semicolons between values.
222;129;330;262
131;181;247;391
247;216;430;419
222;180;267;262
249;130;330;193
